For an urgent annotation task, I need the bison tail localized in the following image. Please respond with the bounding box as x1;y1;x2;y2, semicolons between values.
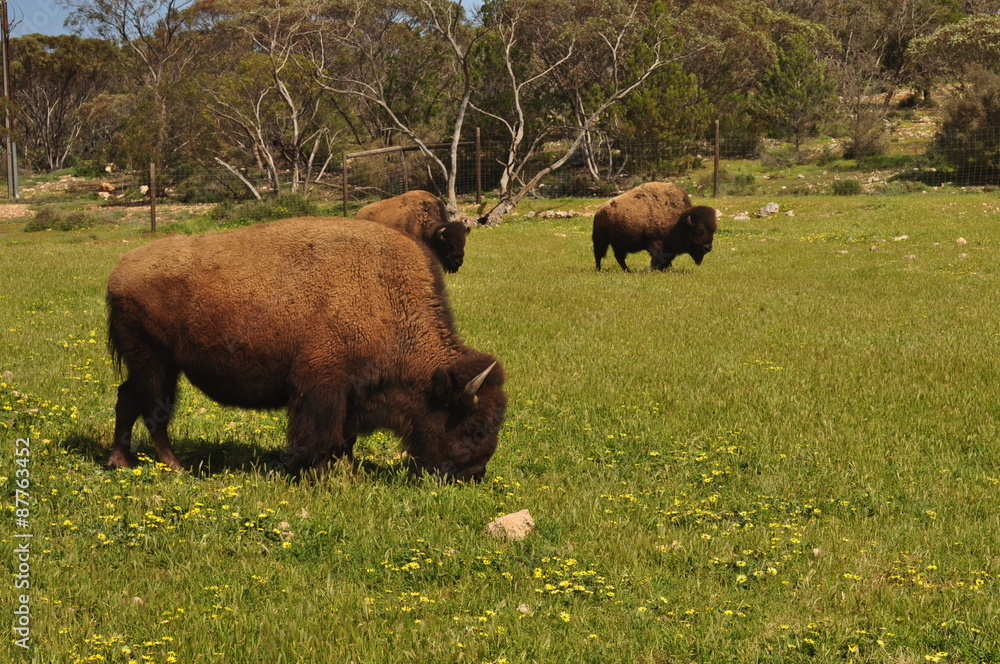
105;292;125;378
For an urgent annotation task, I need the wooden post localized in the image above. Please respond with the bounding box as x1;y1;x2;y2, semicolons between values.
400;145;409;192
713;119;720;198
475;127;482;206
149;162;157;232
342;152;348;217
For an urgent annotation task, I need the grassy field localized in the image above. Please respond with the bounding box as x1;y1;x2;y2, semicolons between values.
1;193;998;663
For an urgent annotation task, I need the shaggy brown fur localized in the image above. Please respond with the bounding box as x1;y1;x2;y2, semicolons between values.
356;190;470;273
592;182;717;271
106;217;506;481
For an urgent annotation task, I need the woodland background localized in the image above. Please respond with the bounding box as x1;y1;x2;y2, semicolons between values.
7;0;1000;221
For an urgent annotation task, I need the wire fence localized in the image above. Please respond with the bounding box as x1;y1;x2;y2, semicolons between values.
4;128;999;211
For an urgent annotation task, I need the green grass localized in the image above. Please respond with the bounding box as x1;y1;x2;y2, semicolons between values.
2;193;998;663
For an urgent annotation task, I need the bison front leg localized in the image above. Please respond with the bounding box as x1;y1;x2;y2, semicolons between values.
648;242;676;271
285;388;352;477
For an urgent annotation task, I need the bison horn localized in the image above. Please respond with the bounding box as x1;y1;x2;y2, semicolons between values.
462;361;497;407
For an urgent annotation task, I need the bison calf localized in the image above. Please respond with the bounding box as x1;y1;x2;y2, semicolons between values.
356;190;470;273
592;182;717;272
106;218;506;481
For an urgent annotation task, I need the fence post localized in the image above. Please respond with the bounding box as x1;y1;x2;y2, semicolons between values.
342;152;348;217
713;119;720;198
475;127;482;206
400;145;409;192
149;162;157;232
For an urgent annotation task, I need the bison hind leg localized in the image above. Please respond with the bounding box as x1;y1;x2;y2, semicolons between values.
593;236;610;271
108;371;183;471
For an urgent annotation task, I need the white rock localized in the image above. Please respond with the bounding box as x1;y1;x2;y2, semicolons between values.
485;509;535;541
837;250;848;255
759;202;780;217
893;235;909;241
956;237;968;245
959;253;968;259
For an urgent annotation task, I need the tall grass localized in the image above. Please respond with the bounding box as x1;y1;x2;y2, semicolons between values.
1;194;998;663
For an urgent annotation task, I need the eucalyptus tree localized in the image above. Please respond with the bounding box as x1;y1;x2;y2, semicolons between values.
472;0;691;225
10;34;115;171
307;0;488;218
201;0;334;195
62;0;216;167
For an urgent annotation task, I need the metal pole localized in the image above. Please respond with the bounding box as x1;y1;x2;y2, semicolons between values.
1;0;18;199
713;119;720;198
149;163;157;232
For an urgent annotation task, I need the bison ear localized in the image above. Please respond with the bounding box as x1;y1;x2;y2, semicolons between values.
431;368;453;404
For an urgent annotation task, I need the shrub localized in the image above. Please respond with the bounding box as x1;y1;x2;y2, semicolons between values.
174;177;236;204
760;144;796;169
929;68;1000;185
209;193;318;228
71;160;109;179
831;179;862;196
24;207;95;232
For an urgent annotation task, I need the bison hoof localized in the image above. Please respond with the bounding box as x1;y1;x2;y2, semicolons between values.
106;450;137;469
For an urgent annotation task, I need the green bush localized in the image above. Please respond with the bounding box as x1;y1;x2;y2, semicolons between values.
24;207;94;232
760;144;796;168
929;68;1000;185
174;177;237;204
831;178;863;196
209;193;318;228
71;160;110;179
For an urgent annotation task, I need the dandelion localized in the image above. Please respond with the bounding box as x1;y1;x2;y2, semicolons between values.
559;612;570;622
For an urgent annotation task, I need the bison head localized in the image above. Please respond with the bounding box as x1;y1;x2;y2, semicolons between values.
681;206;718;265
432;222;471;273
410;354;506;481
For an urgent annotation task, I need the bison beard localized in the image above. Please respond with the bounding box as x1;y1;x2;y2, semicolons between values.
105;218;506;481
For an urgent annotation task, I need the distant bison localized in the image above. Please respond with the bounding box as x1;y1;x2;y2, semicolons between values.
106;218;506;481
356;190;470;273
592;182;717;271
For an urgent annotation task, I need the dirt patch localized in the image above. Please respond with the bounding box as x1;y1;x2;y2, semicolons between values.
0;204;33;219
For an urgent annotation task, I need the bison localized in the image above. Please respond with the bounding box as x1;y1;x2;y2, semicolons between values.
592;182;718;272
356;190;470;273
106;217;506;481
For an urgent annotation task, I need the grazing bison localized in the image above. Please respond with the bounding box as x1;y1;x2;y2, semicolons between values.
106;217;506;481
356;190;470;273
592;182;718;272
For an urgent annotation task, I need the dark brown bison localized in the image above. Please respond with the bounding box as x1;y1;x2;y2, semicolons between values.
106;217;506;481
356;190;470;273
592;182;718;271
